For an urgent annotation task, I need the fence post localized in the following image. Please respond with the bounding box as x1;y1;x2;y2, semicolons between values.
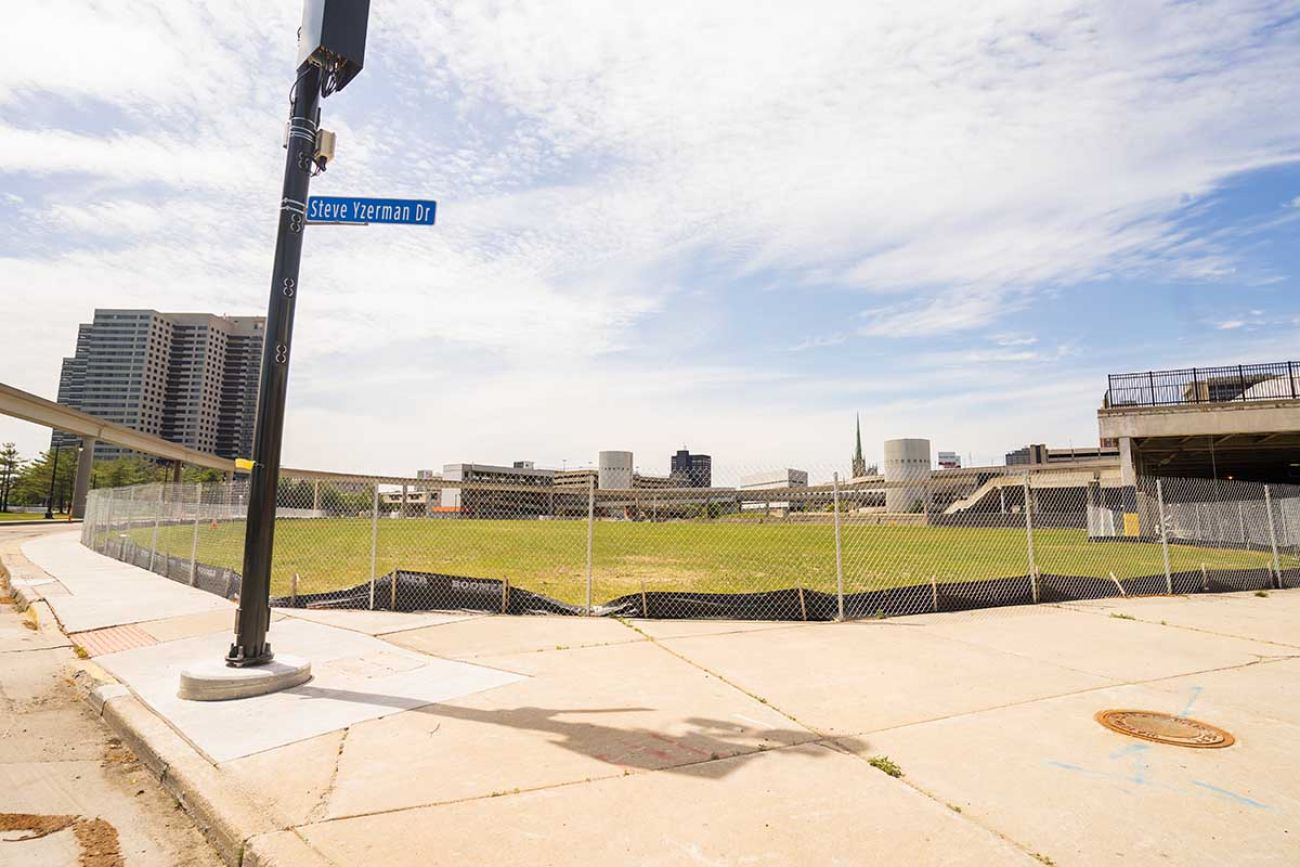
1023;476;1038;602
585;477;595;615
189;482;202;586
122;486;135;558
101;491;109;552
1238;502;1247;544
833;472;845;620
1156;479;1172;594
369;482;379;610
149;485;162;571
1264;485;1282;588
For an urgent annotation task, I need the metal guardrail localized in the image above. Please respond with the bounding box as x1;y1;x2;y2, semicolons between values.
1106;361;1300;408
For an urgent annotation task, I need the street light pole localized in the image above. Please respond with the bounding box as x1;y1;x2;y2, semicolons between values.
44;444;60;520
224;0;369;669
226;64;323;667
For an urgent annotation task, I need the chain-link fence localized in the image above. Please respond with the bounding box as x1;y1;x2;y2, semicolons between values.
80;468;1300;621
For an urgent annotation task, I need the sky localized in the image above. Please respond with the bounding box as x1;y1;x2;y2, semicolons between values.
2;1;1299;484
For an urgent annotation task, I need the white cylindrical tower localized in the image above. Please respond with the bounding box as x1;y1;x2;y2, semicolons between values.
597;450;634;490
883;438;932;513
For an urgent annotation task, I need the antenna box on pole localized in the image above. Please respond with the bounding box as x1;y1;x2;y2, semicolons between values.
298;0;370;92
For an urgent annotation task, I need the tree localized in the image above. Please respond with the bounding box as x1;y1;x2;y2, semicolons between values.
12;449;77;512
92;457;168;489
182;466;224;484
0;443;22;513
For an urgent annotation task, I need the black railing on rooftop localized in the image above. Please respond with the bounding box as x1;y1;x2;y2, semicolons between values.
1106;361;1300;408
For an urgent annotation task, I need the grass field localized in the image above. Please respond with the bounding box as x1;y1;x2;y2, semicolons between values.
125;517;1287;607
0;511;66;522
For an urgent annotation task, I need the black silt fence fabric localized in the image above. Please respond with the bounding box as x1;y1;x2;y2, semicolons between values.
98;543;1298;621
193;562;240;599
271;570;583;616
1037;574;1123;603
1203;568;1274;592
600;588;837;620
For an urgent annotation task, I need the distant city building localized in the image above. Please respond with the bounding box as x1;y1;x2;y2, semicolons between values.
937;451;962;469
1006;443;1118;466
52;309;264;460
670;449;712;487
739;469;810;489
597;451;634;489
1005;443;1049;466
739;468;809;512
851;414;867;478
441;462;554;517
380;488;441;517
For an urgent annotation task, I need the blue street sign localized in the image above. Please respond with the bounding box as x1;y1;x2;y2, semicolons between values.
306;196;437;226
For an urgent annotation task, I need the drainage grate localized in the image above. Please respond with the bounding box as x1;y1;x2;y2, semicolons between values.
1096;709;1235;749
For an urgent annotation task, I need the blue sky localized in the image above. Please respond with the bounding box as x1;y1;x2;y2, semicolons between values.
2;1;1299;482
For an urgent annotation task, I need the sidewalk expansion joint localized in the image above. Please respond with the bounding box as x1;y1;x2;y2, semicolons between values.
826;741;1047;865
305;728;351;824
613;617;822;737
1045;599;1300;650
306;733;841;827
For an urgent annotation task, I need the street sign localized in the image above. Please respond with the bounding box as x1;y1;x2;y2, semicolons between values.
306;196;437;226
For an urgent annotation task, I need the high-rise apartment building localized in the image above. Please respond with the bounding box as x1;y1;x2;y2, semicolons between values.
52;310;264;460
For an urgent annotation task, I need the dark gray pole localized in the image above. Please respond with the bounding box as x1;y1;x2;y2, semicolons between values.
227;63;322;667
44;444;60;520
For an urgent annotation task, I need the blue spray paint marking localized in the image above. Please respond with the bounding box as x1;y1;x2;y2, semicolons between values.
1179;686;1203;718
1108;743;1151;785
1192;781;1272;810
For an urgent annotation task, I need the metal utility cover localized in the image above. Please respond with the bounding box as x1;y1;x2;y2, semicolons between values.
1095;709;1235;749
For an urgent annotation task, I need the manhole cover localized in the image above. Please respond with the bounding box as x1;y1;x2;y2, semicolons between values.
1095;709;1234;749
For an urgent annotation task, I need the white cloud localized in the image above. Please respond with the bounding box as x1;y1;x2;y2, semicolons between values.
789;334;846;352
2;1;1299;471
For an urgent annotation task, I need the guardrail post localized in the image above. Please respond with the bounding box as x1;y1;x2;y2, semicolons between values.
1265;485;1282;588
833;472;845;620
585;477;595;615
190;482;202;586
1023;476;1039;603
1157;479;1172;594
369;482;379;610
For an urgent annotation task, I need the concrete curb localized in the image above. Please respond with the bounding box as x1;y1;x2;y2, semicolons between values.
74;668;282;866
3;546;280;867
242;830;338;867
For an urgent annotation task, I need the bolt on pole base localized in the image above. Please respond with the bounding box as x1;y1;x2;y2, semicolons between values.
225;641;275;668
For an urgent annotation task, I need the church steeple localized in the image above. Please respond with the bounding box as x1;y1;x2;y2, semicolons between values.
852;413;866;477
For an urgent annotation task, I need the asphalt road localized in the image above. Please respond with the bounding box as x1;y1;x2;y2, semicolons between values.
0;524;222;867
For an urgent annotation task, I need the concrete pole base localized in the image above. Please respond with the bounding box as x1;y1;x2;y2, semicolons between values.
178;654;311;701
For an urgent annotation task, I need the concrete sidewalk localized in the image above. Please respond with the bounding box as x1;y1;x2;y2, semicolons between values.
0;525;222;866
5;526;1300;865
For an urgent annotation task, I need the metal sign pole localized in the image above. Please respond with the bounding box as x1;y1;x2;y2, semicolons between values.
226;63;323;666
